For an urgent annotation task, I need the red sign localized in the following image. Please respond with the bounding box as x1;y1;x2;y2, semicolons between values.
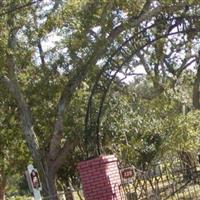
121;167;135;179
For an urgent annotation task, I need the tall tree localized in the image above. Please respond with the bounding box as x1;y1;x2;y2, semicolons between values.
0;0;200;199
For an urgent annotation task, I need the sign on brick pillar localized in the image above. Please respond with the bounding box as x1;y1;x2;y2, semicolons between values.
77;155;125;200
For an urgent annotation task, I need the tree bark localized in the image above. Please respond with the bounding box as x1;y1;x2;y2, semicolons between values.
0;77;59;199
0;174;6;200
178;151;197;181
0;185;5;200
39;160;58;200
178;63;200;182
46;173;57;200
193;63;200;109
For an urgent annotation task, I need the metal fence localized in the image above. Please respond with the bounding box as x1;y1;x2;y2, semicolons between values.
120;162;200;200
42;163;200;200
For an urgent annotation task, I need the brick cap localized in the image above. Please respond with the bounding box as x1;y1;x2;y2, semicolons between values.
77;154;118;170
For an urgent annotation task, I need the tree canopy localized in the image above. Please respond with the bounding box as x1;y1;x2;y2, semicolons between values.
1;0;200;199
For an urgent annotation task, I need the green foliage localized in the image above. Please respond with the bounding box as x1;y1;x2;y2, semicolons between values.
97;75;200;167
7;196;32;200
0;87;30;197
174;110;200;151
6;174;30;198
18;68;66;147
1;0;200;195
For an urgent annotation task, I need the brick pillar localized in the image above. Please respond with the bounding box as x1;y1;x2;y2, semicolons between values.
77;155;124;200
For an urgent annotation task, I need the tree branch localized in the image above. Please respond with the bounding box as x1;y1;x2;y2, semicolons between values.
32;10;47;69
49;37;115;160
51;140;78;173
137;51;152;76
0;0;42;17
193;58;200;109
1;12;44;169
48;0;199;162
0;76;40;159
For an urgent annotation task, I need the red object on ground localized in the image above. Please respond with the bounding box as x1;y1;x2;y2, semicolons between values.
77;155;124;200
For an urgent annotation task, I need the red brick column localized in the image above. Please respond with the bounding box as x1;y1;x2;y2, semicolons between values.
77;155;124;200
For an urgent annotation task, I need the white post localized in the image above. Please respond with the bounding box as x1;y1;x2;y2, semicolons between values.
27;164;42;200
32;190;42;200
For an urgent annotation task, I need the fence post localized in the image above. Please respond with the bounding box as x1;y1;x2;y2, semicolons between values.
78;155;125;200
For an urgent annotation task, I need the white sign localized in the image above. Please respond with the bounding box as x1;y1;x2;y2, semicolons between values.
120;166;136;183
26;164;42;200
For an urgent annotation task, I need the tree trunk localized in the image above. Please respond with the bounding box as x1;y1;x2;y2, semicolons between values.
0;175;6;200
178;150;197;181
178;65;200;182
193;63;200;109
36;159;58;200
0;185;5;200
41;171;57;200
45;173;57;200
